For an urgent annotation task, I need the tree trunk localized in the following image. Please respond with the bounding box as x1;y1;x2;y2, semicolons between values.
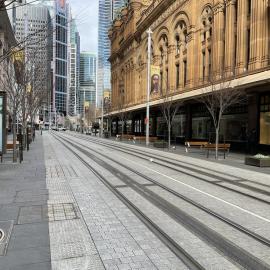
12;112;17;163
121;119;124;139
215;127;219;159
168;121;171;149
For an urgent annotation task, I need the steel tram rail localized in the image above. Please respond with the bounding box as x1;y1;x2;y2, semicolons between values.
53;132;270;270
62;132;270;205
52;133;205;270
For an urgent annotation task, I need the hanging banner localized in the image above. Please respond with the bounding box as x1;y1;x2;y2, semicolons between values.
84;101;90;109
150;65;160;95
12;49;25;85
103;90;111;109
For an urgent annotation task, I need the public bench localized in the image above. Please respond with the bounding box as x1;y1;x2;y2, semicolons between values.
204;143;231;159
6;141;19;157
185;141;208;152
133;136;158;143
115;134;134;140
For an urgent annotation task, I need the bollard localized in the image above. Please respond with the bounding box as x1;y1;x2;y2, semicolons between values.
17;129;23;163
26;127;30;151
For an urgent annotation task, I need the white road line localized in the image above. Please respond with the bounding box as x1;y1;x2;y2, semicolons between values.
118;154;270;224
66;133;270;224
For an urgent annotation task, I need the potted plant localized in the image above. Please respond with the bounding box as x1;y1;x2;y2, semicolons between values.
245;154;270;167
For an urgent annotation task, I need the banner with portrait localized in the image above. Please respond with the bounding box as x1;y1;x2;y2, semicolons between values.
150;65;160;95
103;91;111;110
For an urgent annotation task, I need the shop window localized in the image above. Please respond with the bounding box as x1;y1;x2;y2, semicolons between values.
260;95;270;145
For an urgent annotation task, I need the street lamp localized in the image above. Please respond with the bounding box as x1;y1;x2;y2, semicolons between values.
146;28;152;147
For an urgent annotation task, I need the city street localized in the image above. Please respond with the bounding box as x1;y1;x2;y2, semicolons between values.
1;131;270;270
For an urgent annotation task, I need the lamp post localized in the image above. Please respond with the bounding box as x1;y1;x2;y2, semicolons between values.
146;28;152;147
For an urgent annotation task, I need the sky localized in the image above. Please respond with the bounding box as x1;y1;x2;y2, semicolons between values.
68;0;98;54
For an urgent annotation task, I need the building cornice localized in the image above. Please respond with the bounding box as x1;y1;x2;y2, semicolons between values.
107;69;270;116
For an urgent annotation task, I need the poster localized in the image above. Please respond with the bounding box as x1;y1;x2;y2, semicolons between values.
150;65;160;95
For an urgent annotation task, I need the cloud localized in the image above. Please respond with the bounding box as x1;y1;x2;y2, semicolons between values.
69;0;98;53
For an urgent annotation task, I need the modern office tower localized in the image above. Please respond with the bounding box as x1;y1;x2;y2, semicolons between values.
10;1;52;106
97;0;125;108
51;0;69;115
68;18;80;117
79;52;96;115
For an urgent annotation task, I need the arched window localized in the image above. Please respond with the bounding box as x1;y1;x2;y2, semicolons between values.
201;6;213;41
174;20;188;88
175;20;187;55
158;34;168;65
201;6;213;81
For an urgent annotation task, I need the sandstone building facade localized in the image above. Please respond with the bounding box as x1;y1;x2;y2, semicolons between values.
109;0;270;151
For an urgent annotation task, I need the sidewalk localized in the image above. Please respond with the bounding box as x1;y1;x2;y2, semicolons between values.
99;135;270;175
0;134;51;270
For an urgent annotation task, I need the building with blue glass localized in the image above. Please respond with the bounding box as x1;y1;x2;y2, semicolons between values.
52;0;69;115
97;0;125;108
79;52;96;114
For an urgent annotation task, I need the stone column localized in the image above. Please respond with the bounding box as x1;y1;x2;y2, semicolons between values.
249;0;268;70
262;0;269;67
167;45;176;91
212;1;225;76
235;0;248;74
186;31;195;87
224;0;237;76
130;63;135;105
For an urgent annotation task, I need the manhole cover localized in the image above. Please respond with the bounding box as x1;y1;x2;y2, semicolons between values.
0;229;4;242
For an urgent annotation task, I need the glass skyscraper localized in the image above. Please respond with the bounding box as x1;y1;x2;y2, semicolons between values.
68;18;80;116
97;0;125;108
52;0;69;115
79;52;96;114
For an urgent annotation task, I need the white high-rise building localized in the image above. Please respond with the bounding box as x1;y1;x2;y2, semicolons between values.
9;1;52;106
68;17;80;117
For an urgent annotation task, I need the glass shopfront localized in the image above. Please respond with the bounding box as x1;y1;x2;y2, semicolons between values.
260;94;270;145
126;120;132;134
157;114;186;138
192;116;212;140
220;114;247;142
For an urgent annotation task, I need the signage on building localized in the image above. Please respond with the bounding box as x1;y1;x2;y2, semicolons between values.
150;65;160;95
103;91;111;109
12;49;25;85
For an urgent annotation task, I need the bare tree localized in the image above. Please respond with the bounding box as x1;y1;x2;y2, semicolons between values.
85;103;96;128
103;97;111;135
116;90;128;137
198;74;245;159
0;55;24;162
159;80;182;149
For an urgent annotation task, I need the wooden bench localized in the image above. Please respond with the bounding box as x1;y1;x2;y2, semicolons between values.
133;136;158;143
115;134;134;141
204;143;231;159
6;141;20;158
185;141;208;153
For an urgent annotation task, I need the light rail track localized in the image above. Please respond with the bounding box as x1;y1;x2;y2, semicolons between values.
63;132;270;205
53;132;270;270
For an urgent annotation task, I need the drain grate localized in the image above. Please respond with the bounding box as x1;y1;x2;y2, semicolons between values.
0;221;13;256
48;203;78;221
0;229;4;242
